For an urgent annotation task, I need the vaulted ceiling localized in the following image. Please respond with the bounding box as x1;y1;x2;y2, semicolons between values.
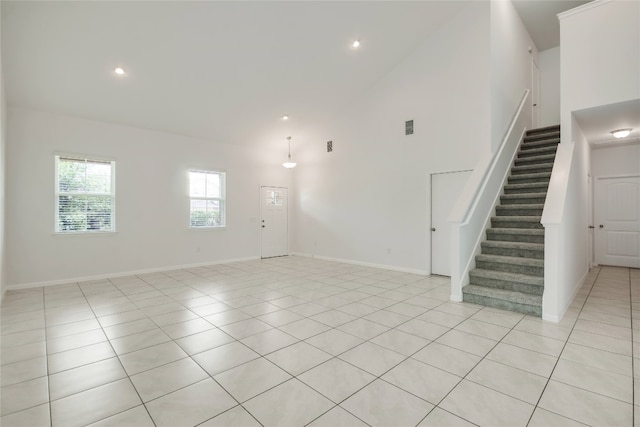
2;1;589;151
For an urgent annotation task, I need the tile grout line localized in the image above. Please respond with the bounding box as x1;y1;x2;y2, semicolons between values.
78;278;159;427
525;266;601;426
630;267;635;427
413;307;533;427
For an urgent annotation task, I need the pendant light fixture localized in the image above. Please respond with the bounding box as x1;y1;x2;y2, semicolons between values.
282;136;297;169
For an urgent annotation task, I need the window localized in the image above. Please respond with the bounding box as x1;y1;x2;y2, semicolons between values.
55;155;116;233
189;170;226;228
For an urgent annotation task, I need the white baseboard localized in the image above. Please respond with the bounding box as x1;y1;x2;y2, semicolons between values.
290;252;428;276
450;293;463;302
5;256;261;291
542;268;589;323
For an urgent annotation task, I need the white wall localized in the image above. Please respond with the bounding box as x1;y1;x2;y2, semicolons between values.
539;47;560;127
591;143;640;177
0;1;6;300
6;108;291;286
293;3;491;274
542;0;640;320
490;0;537;149
561;1;640;113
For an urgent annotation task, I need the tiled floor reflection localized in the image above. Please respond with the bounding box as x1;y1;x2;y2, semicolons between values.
0;257;637;426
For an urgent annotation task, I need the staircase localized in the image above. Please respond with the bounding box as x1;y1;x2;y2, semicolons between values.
462;124;560;316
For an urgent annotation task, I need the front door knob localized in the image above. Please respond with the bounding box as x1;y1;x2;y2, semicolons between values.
431;227;436;232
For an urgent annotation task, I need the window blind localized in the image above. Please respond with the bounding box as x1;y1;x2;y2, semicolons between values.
55;156;115;232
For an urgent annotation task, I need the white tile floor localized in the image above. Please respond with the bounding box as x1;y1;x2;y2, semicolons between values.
0;256;637;426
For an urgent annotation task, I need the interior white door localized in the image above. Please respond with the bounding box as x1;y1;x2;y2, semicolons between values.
532;58;540;128
595;176;640;268
261;186;288;258
431;170;472;276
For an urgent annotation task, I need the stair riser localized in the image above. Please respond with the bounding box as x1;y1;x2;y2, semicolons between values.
500;196;546;205
504;186;549;195
518;148;557;158
476;259;544;276
496;207;543;216
480;245;544;259
526;126;560;136
524;132;560;141
521;141;560;150
462;293;541;316
508;176;550;184
468;275;544;295
491;219;543;229
511;166;553;175
486;232;545;244
515;156;556;166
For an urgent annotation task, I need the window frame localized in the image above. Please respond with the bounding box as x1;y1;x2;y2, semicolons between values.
54;154;116;234
188;169;227;229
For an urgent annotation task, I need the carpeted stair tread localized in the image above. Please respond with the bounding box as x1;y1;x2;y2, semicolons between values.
511;163;554;174
504;182;549;193
508;172;551;181
518;146;558;158
462;285;542;316
487;228;544;243
520;138;560;149
481;240;543;251
491;216;543;229
470;269;544;286
463;124;559;317
526;124;560;135
481;240;544;259
496;203;544;210
476;253;543;267
500;193;547;205
515;154;556;166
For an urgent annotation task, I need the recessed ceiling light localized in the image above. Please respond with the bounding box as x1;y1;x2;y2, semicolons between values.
611;128;632;138
114;67;125;75
282;115;289;120
352;40;360;48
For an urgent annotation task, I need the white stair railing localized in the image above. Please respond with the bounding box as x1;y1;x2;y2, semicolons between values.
449;89;531;301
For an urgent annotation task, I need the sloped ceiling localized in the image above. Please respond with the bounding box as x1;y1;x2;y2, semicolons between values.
3;1;592;151
2;1;470;150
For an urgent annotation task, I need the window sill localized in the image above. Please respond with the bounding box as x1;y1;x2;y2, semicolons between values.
53;231;118;237
189;226;227;232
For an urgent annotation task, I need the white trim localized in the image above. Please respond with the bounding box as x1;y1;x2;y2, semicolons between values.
290;252;428;276
557;0;612;21
189;169;226;229
542;268;588;322
6;256;260;290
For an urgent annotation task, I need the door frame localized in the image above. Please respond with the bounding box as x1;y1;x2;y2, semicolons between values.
429;169;472;276
531;57;540;128
593;174;640;267
260;185;289;259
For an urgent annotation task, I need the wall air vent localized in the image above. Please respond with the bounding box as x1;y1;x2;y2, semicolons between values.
405;120;414;136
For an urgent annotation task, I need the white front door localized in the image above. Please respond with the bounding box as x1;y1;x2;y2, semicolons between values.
595;176;640;268
261;186;288;259
431;170;472;276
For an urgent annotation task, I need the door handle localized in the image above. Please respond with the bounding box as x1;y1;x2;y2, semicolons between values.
599;224;604;229
588;225;594;229
262;225;265;228
431;227;436;232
